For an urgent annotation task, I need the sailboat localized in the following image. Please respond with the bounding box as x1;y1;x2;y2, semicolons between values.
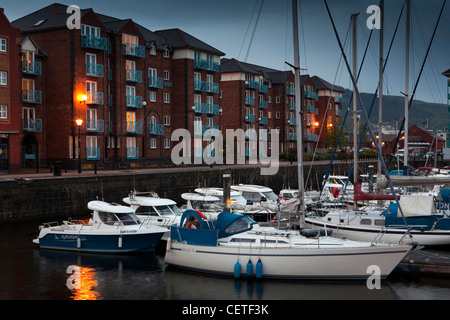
164;0;412;279
305;0;450;247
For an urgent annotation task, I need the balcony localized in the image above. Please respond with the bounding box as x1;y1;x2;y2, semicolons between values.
22;61;42;75
86;119;105;133
245;114;255;123
289;103;296;111
86;147;100;160
259;116;268;125
245;96;255;105
305;90;318;100
194;58;219;72
245;80;260;90
126;69;142;83
81;34;107;51
260;85;268;93
286;87;295;95
202;125;220;136
306;105;315;113
193;102;220;115
86;92;104;105
259;101;268;109
86;63;104;77
126;121;143;134
122;43;145;58
289;118;296;126
126;95;143;108
22;119;42;132
22;90;42;104
194;81;219;94
127;147;139;159
335;96;343;103
245;129;257;140
287;133;297;141
149;123;163;135
149;76;163;89
305;133;319;142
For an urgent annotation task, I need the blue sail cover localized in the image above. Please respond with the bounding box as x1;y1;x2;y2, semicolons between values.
170;210;256;246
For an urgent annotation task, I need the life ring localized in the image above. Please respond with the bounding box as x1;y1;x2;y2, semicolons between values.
277;195;287;204
185;210;204;229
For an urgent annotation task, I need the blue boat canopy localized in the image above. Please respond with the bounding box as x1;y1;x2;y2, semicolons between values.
172;210;257;246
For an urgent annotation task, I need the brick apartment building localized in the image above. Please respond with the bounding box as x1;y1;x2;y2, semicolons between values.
8;3;224;171
0;9;22;171
0;3;348;173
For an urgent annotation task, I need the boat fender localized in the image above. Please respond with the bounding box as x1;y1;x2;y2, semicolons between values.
246;259;253;277
234;261;241;278
166;238;171;252
118;236;122;248
77;237;81;249
255;258;263;279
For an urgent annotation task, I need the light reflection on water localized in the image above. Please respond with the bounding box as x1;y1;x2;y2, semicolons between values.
2;220;450;300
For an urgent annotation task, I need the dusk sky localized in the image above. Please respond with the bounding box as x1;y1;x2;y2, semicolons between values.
2;0;449;105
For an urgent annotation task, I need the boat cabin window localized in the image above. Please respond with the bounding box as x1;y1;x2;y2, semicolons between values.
135;205;158;216
261;239;288;244
374;219;384;226
230;238;255;243
281;191;298;199
262;191;277;202
242;191;263;202
360;219;372;225
98;211;138;225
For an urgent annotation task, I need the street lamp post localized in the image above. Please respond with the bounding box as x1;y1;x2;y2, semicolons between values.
76;119;83;173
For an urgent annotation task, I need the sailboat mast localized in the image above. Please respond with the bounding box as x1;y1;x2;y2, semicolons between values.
292;0;305;228
352;13;358;210
377;0;384;181
404;0;410;179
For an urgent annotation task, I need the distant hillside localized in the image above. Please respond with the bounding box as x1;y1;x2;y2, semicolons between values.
341;89;447;131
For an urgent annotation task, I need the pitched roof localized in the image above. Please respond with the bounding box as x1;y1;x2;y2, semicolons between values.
155;28;225;56
20;35;48;57
311;75;345;92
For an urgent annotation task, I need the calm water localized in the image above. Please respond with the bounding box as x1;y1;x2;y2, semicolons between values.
2;220;450;301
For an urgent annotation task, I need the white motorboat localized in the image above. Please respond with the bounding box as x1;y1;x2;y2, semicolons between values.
122;191;182;240
164;209;412;279
181;192;223;218
230;184;279;221
33;200;167;253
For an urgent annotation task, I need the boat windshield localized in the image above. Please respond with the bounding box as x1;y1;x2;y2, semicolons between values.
225;216;254;235
262;191;278;202
98;211;139;226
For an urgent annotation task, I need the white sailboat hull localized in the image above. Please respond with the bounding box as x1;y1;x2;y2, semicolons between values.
305;217;450;247
165;239;410;280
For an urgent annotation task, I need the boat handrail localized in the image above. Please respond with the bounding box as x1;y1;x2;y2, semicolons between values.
42;221;59;228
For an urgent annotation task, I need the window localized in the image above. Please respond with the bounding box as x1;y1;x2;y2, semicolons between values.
82;24;100;37
164;138;170;149
275;111;280;119
86;108;98;131
86;136;98;159
164;93;170;103
163;70;170;80
0;105;7;119
148;68;157;86
163;47;169;58
22;51;35;73
164;115;170;126
194;116;202;136
126;60;136;81
150;44;156;55
275;96;280;103
0;72;7;85
149;91;156;102
0;38;6;52
86;53;97;76
150;138;157;149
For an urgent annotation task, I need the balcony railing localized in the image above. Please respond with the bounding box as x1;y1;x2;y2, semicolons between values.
126;95;143;108
86;63;104;77
245;96;255;105
289;118;296;126
193;102;220;115
287;133;297;141
306;105;315;113
126;121;143;134
149;76;163;89
127;147;139;159
194;58;219;72
22;61;42;75
202;125;220;136
22;90;42;104
260;85;268;93
126;69;142;83
149;123;163;135
81;34;107;51
245;80;260;90
194;81;219;93
245;114;255;123
305;133;319;142
86;147;100;160
22;119;42;132
122;43;145;58
86;92;104;105
286;87;295;95
289;103;296;111
259;116;268;125
336;108;344;116
259;101;268;109
335;96;343;103
305;90;318;100
86;119;105;133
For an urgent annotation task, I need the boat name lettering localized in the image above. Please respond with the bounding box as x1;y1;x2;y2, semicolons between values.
120;230;137;234
435;201;450;211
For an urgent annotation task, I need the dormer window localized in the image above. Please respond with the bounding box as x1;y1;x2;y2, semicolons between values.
163;47;169;58
150;44;156;55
